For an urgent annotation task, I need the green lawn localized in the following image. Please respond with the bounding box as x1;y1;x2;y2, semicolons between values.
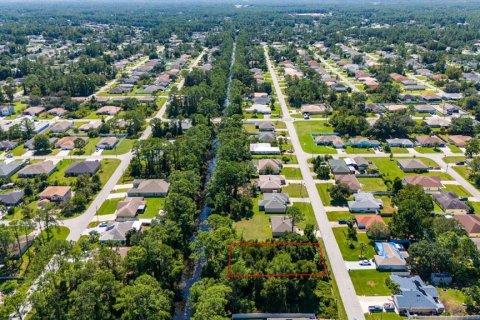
358;178;387;192
292;202;317;229
333;227;375;261
316;183;332;205
283;183;308;197
97;198;122;215
282;167;303;179
102;139;135;155
368;157;453;180
48;159;82;185
414;146;443;154
39;226;70;242
326;211;353;222
443;184;472;197
138;198;165;219
470;201;480;214
345;147;375;154
390;147;409;154
234;197;273;241
349;270;392;296
453;166;479;191
365;312;404;320
82;137;101;155
443;156;466;164
98;159;121;186
293;121;336;154
438;288;466;315
11;144;27;156
448;144;463;154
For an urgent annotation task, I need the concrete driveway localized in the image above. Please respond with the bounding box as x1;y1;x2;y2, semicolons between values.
345;261;377;271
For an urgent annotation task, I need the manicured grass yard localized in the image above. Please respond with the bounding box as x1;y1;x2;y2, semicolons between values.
292;202;317;229
293;121;336;154
442;184;472;197
83;137;101;155
138;198;165;219
103;139;135;155
448;144;463;153
349;269;392;296
414;146;443;154
316;183;332;205
11;144;27;156
443;156;466;164
345;147;374;154
97;198;122;215
358;178;387;192
470;201;480;214
390;147;409;154
281;167;303;179
48;159;82;184
283;183;308;197
98;159;121;186
39;226;70;242
326;211;353;222
365;312;404;320
333;227;375;261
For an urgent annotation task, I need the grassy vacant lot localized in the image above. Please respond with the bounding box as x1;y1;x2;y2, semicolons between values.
316;183;332;205
390;147;409;154
443;184;472;197
83;137;101;155
282;167;303;179
368;157;453;180
40;226;70;242
11;144;27;156
443;156;466;164
358;178;387;192
349;269;392;296
138;198;165;219
98;159;121;186
438;288;466;315
333;227;375;261
283;183;307;197
414;146;443;154
326;211;353;222
97;198;122;215
293;121;336;154
448;144;463;153
292;202;317;229
103;139;135;155
48;159;82;184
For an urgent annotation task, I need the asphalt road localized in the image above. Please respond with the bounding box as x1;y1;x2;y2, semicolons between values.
264;46;366;320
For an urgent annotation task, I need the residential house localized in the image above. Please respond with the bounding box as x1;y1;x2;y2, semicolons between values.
384;104;407;113
55;137;88;150
300;104;329;115
374;242;409;271
415;136;446;147
421;93;442;102
348;137;380;148
18;161;56;177
0;190;24;206
24;137;57;150
314;135;344;148
403;176;443;191
0;161;25;178
127;179;170;197
0;141;18;151
257;159;282;175
252;92;270;105
0;105;14;116
448;135;471;147
250;143;281;155
255;122;275;132
65;160;100;176
397;159;429;172
23;106;45;116
47;108;66;116
424;117;451;128
79;121;102;132
355;215;385;230
39;186;72;202
256;132;276;143
99;221;142;243
391;275;445;315
335;175;361;193
454;214;480;237
245;104;271;114
328;159;351;175
109;87;130;94
271;216;294;237
96;106;121;115
386;138;414;148
96;137;118;150
115;197;146;221
49;121;72;133
434;192;470;214
258;193;290;213
348;192;383;213
414;104;436;114
353;157;377;172
257;175;286;193
438;103;460;116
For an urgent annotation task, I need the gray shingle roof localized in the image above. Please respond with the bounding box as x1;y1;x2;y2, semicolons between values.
65;161;100;176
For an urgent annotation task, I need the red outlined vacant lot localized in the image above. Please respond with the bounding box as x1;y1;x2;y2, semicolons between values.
227;241;328;278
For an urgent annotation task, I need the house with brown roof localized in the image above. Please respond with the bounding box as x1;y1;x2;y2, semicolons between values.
257;175;286;193
335;175;361;193
314;135;344;148
448;135;472;147
55;137;89;150
300;104;329;115
23;106;45;116
270;216;294;237
127;179;170;197
389;73;408;82
115;197;146;221
18;161;56;177
454;215;480;237
403;176;443;191
257;159;282;174
50;121;72;133
415;136;446;147
47;108;66;116
355;215;385;230
96;137;118;150
39;186;72;202
434;192;470;215
96;106;121;115
374;242;409;271
397;159;429;172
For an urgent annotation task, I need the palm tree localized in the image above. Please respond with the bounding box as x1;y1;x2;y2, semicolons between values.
359;242;367;260
10;220;23;264
38;203;59;242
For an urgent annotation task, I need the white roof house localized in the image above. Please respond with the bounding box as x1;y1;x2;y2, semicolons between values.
250;143;281;155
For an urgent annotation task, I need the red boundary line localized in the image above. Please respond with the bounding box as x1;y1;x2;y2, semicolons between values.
227;242;328;278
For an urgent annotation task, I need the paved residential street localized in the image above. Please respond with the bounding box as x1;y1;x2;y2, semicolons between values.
265;46;366;320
